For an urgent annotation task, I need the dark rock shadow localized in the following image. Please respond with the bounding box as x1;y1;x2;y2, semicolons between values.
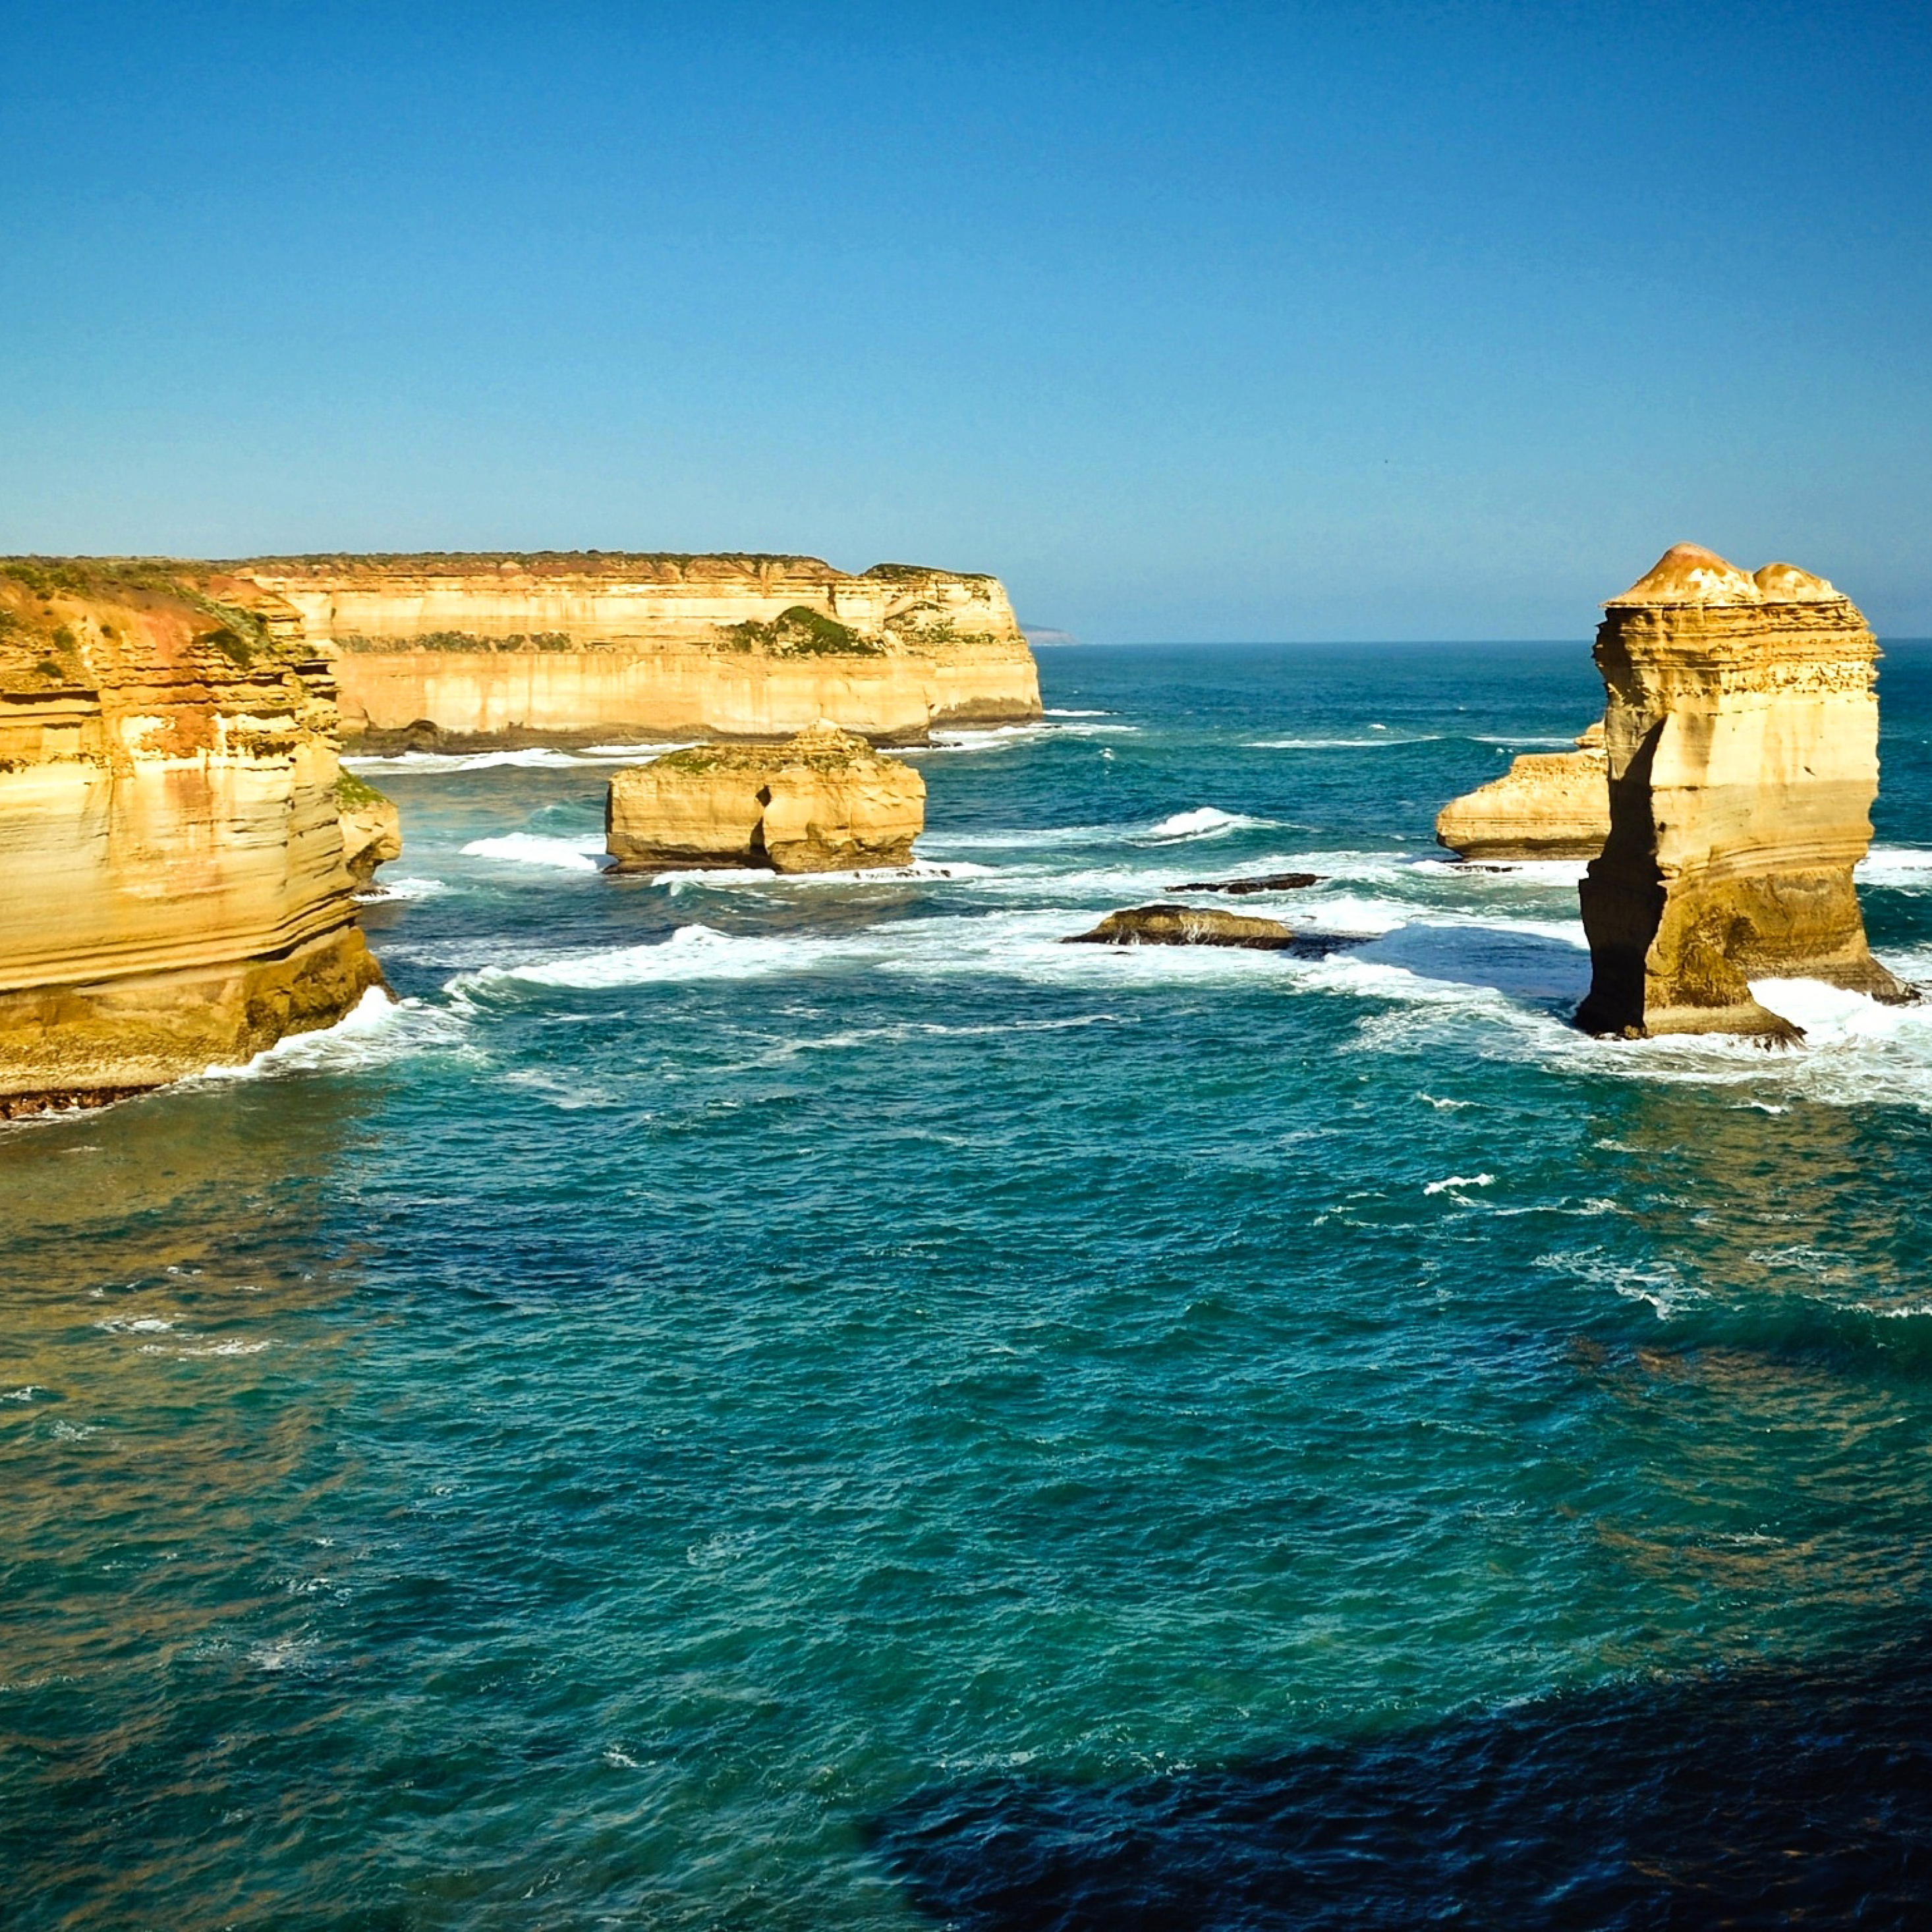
868;1637;1932;1931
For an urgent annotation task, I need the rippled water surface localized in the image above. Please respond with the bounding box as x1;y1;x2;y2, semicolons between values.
7;642;1932;1929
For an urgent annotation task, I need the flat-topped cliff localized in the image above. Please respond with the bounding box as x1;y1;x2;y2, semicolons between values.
205;553;1042;744
0;560;384;1113
1576;544;1912;1038
606;724;924;872
1436;723;1610;859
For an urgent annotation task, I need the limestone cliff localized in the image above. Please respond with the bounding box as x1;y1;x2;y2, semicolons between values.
0;561;384;1114
205;554;1042;744
1576;544;1912;1038
335;771;403;888
1436;723;1610;859
606;725;925;873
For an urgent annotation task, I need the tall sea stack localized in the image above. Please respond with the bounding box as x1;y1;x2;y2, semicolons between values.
1576;544;1912;1038
0;562;385;1114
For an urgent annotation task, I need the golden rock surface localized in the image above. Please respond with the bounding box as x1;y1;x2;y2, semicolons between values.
1436;722;1610;859
1576;545;1913;1038
337;775;403;888
606;725;925;874
0;567;384;1114
205;554;1042;745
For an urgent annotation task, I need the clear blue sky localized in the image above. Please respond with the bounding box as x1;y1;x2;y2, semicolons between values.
3;1;1927;640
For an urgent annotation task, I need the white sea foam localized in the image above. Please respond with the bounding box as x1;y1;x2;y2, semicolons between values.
1424;1173;1494;1194
343;747;585;774
907;722;1141;756
1466;735;1582;749
1247;735;1444;749
461;833;609;871
1749;977;1904;1041
461;924;853;990
1141;807;1270;841
655;858;996;892
1537;1251;1701;1319
357;875;448;902
197;988;465;1083
1856;846;1932;887
1043;708;1116;718
579;742;698;758
94;1315;178;1334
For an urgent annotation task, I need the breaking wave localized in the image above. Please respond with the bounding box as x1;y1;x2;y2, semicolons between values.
460;833;610;871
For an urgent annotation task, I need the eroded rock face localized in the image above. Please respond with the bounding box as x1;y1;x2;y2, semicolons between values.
1065;904;1294;949
0;563;385;1114
606;725;924;874
205;554;1042;744
1435;724;1610;859
336;772;403;888
1576;544;1912;1038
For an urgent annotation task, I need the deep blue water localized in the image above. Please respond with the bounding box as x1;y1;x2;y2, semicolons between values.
6;642;1932;1929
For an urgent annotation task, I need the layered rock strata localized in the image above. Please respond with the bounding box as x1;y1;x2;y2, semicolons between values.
606;725;925;874
1576;544;1912;1038
0;562;384;1114
1066;905;1294;949
206;554;1042;743
335;772;403;888
1436;723;1610;860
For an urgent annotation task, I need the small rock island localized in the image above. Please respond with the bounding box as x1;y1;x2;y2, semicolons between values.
1436;723;1610;860
1576;544;1914;1038
1067;904;1294;949
606;725;925;874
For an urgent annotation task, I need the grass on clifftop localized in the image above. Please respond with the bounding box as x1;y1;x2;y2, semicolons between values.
335;768;389;809
722;606;884;656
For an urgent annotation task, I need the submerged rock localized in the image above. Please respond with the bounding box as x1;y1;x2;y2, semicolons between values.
606;724;924;874
1435;724;1609;859
1576;544;1915;1039
0;562;385;1115
336;771;403;888
1065;904;1294;949
1165;872;1324;895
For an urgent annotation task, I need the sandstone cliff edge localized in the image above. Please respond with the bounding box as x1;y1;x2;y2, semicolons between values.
0;561;385;1114
206;553;1042;745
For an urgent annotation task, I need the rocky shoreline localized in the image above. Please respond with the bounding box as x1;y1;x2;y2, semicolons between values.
3;538;1918;1114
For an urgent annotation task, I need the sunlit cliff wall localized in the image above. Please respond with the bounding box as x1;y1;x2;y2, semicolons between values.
0;563;383;1114
1576;544;1912;1038
209;554;1042;743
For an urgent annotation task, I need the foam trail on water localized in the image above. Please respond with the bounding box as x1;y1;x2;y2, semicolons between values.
1141;807;1271;840
196;988;466;1083
1248;735;1445;749
461;833;609;871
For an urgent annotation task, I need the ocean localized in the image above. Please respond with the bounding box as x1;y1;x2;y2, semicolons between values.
5;640;1932;1929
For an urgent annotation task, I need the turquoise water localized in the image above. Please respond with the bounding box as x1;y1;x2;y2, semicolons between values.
7;642;1932;1928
